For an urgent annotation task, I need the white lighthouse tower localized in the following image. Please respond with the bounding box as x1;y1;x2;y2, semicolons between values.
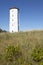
9;7;19;33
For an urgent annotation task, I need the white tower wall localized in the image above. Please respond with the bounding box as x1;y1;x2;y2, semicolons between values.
9;7;19;33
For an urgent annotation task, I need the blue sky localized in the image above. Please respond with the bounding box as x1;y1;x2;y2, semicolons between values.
0;0;43;31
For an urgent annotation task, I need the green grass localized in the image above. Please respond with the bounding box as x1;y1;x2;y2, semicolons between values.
0;31;43;65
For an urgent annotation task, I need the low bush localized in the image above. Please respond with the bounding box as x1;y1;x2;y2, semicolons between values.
5;45;15;62
5;45;22;62
32;45;43;62
38;62;43;65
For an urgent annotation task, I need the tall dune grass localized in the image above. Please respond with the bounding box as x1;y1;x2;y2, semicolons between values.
0;31;43;65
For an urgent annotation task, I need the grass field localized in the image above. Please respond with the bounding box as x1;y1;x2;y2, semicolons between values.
0;31;43;65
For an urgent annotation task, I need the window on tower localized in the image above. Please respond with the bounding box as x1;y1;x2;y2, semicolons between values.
12;19;14;21
12;10;14;12
12;14;14;17
12;24;13;26
12;30;13;32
